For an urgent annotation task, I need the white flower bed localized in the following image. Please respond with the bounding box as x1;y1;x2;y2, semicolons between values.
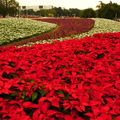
0;18;57;45
22;18;120;47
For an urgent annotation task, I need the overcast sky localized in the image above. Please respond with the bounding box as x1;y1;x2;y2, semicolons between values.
16;0;120;10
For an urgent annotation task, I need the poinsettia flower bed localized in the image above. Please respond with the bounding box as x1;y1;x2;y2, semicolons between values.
0;32;120;120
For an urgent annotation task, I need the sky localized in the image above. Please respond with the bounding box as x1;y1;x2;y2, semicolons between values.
16;0;120;10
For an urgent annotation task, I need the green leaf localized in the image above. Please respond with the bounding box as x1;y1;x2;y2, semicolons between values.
96;53;104;59
3;116;11;119
112;116;115;120
76;72;82;75
62;109;70;115
56;90;64;95
32;92;38;101
59;104;70;115
9;62;15;67
66;71;71;74
65;79;71;84
28;80;34;83
24;96;30;101
21;90;26;99
22;90;26;95
88;89;92;92
60;65;66;68
28;111;34;117
41;86;46;89
39;89;46;96
18;78;23;81
11;92;18;96
3;94;12;100
56;90;70;99
74;51;81;55
62;92;70;100
12;73;17;77
21;95;25;99
31;84;37;89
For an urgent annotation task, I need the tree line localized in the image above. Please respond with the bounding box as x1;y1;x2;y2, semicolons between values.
0;0;19;17
0;0;120;19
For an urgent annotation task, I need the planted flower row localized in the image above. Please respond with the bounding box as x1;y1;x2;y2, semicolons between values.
34;18;94;39
0;18;57;46
0;32;120;120
16;18;120;47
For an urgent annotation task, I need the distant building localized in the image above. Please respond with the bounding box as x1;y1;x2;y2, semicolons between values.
20;5;54;11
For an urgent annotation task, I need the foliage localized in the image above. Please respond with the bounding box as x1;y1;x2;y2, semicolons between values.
0;18;57;46
69;8;81;17
96;1;120;19
0;32;120;120
0;0;20;17
35;8;56;17
24;7;81;17
80;8;96;18
20;9;35;17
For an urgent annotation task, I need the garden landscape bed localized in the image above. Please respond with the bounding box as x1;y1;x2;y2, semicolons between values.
2;18;120;47
0;32;120;120
0;18;95;47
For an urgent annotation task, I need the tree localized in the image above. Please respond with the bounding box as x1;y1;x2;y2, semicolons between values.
27;9;35;16
96;1;120;19
47;8;56;17
53;7;64;17
35;9;56;17
35;7;81;18
35;9;48;17
69;8;81;17
96;1;105;9
0;0;20;17
80;8;96;18
62;9;70;17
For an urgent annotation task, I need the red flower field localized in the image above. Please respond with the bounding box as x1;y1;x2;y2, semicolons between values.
0;32;120;120
34;18;94;39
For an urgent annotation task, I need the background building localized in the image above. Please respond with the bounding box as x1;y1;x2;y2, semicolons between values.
21;5;54;11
